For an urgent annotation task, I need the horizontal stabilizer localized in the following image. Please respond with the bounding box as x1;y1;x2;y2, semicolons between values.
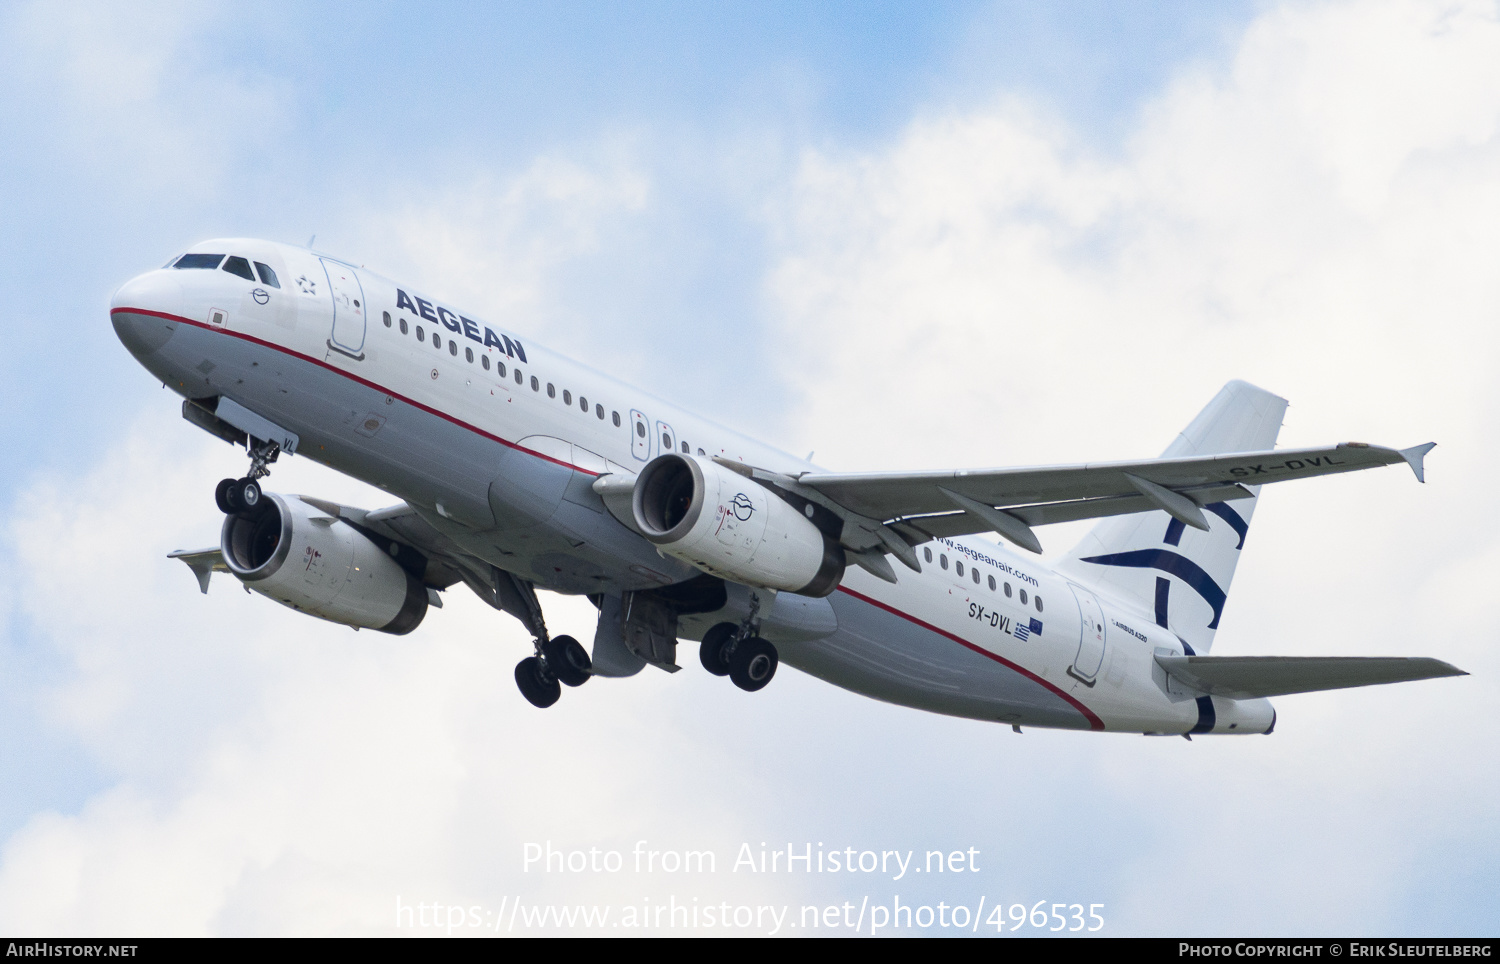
1155;655;1467;699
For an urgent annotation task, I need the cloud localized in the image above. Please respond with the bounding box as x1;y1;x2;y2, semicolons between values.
351;151;651;335
0;411;808;935
0;0;290;198
760;0;1500;932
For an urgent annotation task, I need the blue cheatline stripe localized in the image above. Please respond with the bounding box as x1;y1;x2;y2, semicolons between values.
1154;576;1171;628
1079;549;1228;629
1163;518;1185;546
1204;502;1248;549
1191;695;1217;734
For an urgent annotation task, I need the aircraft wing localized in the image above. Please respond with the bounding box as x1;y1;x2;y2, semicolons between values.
1155;655;1467;699
767;441;1433;562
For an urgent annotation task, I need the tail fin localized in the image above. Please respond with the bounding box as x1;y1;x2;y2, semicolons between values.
1056;381;1287;654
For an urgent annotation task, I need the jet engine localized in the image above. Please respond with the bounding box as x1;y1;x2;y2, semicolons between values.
221;493;429;634
632;454;845;597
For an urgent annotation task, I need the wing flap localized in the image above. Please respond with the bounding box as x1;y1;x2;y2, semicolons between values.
1155;655;1467;699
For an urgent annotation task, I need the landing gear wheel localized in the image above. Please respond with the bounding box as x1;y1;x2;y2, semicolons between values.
233;477;263;515
699;622;737;677
215;478;237;514
543;635;592;687
515;656;561;708
729;636;778;692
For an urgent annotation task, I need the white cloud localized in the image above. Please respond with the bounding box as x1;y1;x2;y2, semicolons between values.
761;0;1500;932
0;0;289;197
0;413;799;935
351;151;651;336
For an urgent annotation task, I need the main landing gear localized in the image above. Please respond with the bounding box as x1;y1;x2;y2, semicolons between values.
214;438;281;516
505;574;593;709
514;635;592;709
699;594;779;692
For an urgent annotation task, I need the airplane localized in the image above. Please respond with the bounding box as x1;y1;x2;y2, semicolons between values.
109;238;1466;736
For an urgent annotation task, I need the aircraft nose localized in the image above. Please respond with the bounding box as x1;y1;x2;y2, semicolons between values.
110;270;183;358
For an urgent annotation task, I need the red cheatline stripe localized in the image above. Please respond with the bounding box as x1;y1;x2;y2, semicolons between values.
836;585;1105;730
112;307;597;476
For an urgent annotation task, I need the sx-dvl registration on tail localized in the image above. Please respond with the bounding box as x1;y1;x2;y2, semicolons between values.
111;239;1465;734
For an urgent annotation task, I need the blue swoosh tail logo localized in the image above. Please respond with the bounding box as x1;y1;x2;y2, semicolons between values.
1079;549;1227;629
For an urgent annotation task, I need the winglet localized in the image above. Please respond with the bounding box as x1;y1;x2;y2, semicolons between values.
1398;442;1436;483
167;547;227;594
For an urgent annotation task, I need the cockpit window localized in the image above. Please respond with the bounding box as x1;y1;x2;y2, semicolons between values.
222;256;255;281
174;253;225;269
253;262;281;288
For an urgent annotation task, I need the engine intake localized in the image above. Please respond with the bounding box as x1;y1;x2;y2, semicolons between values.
632;454;845;597
222;494;428;634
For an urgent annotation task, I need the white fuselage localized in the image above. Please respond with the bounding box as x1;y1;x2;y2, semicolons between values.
111;238;1276;735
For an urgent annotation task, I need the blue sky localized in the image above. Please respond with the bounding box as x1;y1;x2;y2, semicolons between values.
4;0;1498;937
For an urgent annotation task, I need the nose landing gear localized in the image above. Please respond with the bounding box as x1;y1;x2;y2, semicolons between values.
213;438;281;516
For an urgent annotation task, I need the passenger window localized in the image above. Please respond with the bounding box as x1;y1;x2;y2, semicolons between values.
547;383;555;398
1004;583;1012;598
399;318;408;335
596;404;604;419
697;448;705;455
416;325;425;340
1020;589;1028;605
497;361;506;377
434;334;442;350
253;262;281;288
482;355;490;371
661;432;670;447
382;311;392;328
924;547;932;563
681;441;689;453
988;575;996;591
531;376;539;392
580;396;588;411
515;369;523;385
612;411;621;427
956;561;964;577
972;569;981;585
464;346;472;362
636;422;646;438
563;390;572;405
174;253;224;269
222;256;255;281
449;341;458;356
1035;597;1044;613
940;555;948;570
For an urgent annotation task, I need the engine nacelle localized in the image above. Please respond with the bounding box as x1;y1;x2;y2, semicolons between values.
632;454;845;597
221;494;428;634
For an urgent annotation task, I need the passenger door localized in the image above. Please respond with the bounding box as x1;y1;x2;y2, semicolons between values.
1067;584;1107;687
321;258;367;358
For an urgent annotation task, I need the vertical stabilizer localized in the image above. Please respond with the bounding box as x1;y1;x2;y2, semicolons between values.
1056;381;1287;654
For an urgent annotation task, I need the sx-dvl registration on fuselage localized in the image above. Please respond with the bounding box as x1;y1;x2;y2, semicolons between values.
110;238;1465;735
